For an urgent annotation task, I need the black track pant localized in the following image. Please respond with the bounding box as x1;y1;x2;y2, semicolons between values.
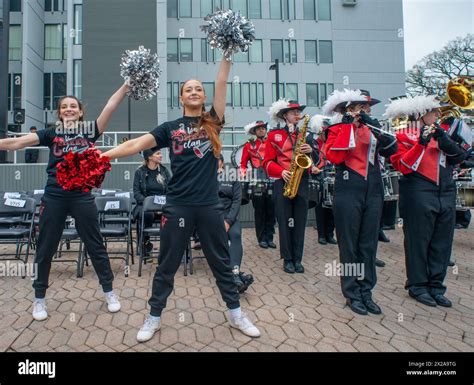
273;178;309;264
315;203;335;239
33;194;114;298
148;204;240;316
382;200;398;227
399;178;455;297
252;192;275;243
228;220;243;270
333;170;383;302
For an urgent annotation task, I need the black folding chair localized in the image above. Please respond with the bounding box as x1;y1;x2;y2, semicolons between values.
0;196;36;270
52;216;84;278
83;196;133;277
0;191;28;227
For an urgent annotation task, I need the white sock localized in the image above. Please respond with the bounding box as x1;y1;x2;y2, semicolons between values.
149;315;161;322
229;307;242;318
34;297;45;303
104;291;114;297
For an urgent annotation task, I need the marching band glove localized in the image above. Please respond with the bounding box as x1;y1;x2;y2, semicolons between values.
418;128;433;146
341;113;354;124
359;111;382;129
432;124;447;140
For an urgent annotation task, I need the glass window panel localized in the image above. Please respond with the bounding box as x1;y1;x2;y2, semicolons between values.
226;82;233;106
53;73;67;109
167;82;172;107
215;49;223;62
306;83;319;107
8;75;12;110
250;40;263;62
45;0;52;11
203;82;215;106
234;83;241;107
201;0;212;17
232;0;247;16
167;0;178;17
305;40;317;63
271;40;283;62
8;25;22;60
258;83;264;106
233;51;248;62
288;0;295;19
250;83;257;106
286;83;298;101
74;5;82;45
319;40;333;63
62;24;67;59
173;82;180;107
320;83;327;106
180;39;193;62
45;24;62;60
328;83;334;95
167;38;178;62
73;60;82;100
269;0;281;19
242;83;250;107
272;83;285;101
223;127;233;147
318;0;331;21
44;73;51;110
10;0;21;12
13;73;22;110
291;40;297;63
180;0;192;17
249;0;261;18
304;0;315;20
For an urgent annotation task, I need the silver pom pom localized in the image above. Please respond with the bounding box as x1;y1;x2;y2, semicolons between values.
200;9;256;61
120;46;162;101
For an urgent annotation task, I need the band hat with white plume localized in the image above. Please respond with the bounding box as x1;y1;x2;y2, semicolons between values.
244;121;268;135
309;115;331;134
322;89;380;115
268;99;306;125
383;95;448;120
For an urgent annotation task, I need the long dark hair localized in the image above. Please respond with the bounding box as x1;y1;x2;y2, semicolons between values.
180;80;222;158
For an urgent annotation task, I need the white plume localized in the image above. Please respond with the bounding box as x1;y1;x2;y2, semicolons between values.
244;121;260;135
383;95;441;120
268;98;290;125
322;89;368;115
310;114;331;134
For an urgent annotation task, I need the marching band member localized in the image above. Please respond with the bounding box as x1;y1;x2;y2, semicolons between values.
218;155;254;293
309;115;336;246
0;84;131;321
103;58;260;341
323;89;398;315
388;96;470;307
240;121;276;249
263;100;317;274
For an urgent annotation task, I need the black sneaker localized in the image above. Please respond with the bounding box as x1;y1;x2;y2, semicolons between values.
326;236;337;245
233;273;245;293
283;261;295;274
378;230;390;243
259;241;269;249
318;237;328;245
375;258;386;268
267;240;277;249
238;272;254;293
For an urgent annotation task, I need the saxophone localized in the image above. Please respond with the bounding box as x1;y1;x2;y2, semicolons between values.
283;114;312;199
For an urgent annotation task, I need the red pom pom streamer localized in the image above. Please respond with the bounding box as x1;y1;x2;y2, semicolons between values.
56;148;112;193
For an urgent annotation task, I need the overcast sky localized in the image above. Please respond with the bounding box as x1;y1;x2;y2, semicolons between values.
403;0;473;70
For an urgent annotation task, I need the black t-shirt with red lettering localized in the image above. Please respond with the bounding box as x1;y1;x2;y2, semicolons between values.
149;108;221;206
36;121;101;198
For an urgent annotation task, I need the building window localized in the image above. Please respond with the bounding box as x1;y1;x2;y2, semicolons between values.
249;1;262;18
318;0;331;21
201;0;260;18
73;4;83;45
304;40;317;63
45;24;66;60
303;0;316;20
45;0;60;12
271;39;296;63
319;40;333;63
7;75;11;111
168;0;192;18
306;84;319;107
272;83;297;101
10;0;21;12
10;74;22;110
44;73;67;110
201;39;216;62
234;50;249;63
180;39;193;61
167;0;178;18
269;0;282;19
233;83;242;107
167;83;172;107
202;82;215;106
226;82;233;106
167;39;178;62
9;25;22;60
73;60;82;100
250;40;263;62
232;0;248;16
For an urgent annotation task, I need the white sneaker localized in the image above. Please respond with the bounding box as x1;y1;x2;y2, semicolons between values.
137;316;161;342
104;291;121;313
228;311;261;338
32;300;48;321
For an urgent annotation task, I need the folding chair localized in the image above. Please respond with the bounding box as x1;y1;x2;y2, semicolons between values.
52;216;84;278
0;196;36;269
0;191;28;227
83;196;133;277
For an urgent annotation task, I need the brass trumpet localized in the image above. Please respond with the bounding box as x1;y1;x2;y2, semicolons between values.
439;76;474;119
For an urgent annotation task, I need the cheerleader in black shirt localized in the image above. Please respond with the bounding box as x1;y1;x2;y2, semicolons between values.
103;58;260;342
0;84;130;321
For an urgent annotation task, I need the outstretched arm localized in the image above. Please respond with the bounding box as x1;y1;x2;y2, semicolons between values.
96;82;130;134
213;58;231;121
102;133;157;160
0;133;40;151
